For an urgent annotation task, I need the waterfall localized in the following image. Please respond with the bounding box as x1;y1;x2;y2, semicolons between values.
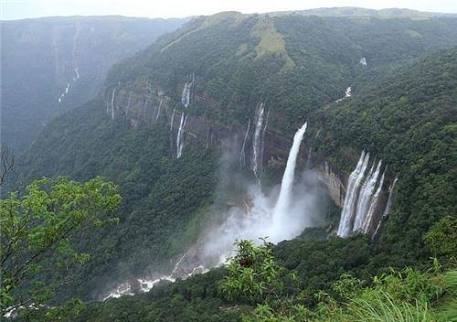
353;160;382;232
110;88;117;120
181;74;194;109
372;176;398;237
181;82;191;108
72;22;80;81
156;98;163;121
240;120;251;167
383;176;398;217
175;74;194;157
361;170;385;233
261;110;270;166
337;152;388;237
103;253;194;301
73;68;80;81
271;122;307;242
176;113;187;159
251;103;265;178
345;87;352;98
337;151;370;237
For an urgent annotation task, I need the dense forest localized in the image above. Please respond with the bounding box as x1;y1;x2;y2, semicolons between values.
2;8;457;321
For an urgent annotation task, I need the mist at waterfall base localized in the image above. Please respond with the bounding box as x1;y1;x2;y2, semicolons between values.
196;122;325;266
102;122;327;300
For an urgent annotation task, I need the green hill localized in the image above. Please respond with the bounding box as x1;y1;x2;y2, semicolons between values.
6;10;457;320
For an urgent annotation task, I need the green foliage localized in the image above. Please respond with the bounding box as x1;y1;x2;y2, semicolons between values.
219;240;286;303
0;177;120;316
241;255;456;322
308;47;457;268
12;99;218;301
7;11;457;321
425;216;457;258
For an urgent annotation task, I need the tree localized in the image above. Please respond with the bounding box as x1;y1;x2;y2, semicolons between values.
219;239;286;304
425;216;457;258
0;177;121;317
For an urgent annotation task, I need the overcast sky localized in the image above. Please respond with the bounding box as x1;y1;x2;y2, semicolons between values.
2;0;457;20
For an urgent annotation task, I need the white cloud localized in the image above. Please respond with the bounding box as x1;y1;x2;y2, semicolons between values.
2;0;457;20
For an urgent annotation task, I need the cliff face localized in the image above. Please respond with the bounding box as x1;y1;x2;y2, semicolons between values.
105;85;347;207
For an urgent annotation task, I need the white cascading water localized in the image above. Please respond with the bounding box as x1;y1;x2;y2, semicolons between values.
270;123;308;242
240;120;251;167
261;110;270;165
156;98;163;121
383;176;398;217
337;151;370;237
337;151;387;237
103;253;195;301
175;75;194;158
251;103;265;178
181;83;191;108
103;121;318;301
176;113;187;159
58;27;80;104
361;170;385;233
353;160;382;232
372;176;398;237
110;88;117;120
73;68;80;81
336;86;352;103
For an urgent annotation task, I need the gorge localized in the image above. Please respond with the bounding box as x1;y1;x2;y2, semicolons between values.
4;8;457;320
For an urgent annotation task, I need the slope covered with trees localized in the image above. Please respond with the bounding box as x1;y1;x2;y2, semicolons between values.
5;10;457;320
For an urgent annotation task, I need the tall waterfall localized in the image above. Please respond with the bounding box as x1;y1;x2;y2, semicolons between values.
362;171;385;233
372;176;398;237
181;73;194;108
176;113;187;159
271;122;307;242
110;88;117;120
337;151;370;237
353;160;382;232
103;121;317;301
383;177;398;217
251;103;265;178
155;98;163;121
181;82;192;108
337;151;386;237
240;120;251;167
176;75;194;158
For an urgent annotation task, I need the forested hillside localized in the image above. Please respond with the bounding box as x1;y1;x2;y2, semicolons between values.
1;16;185;153
5;9;457;321
24;44;455;322
309;47;457;267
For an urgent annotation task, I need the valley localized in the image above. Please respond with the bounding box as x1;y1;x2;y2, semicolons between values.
2;7;457;322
